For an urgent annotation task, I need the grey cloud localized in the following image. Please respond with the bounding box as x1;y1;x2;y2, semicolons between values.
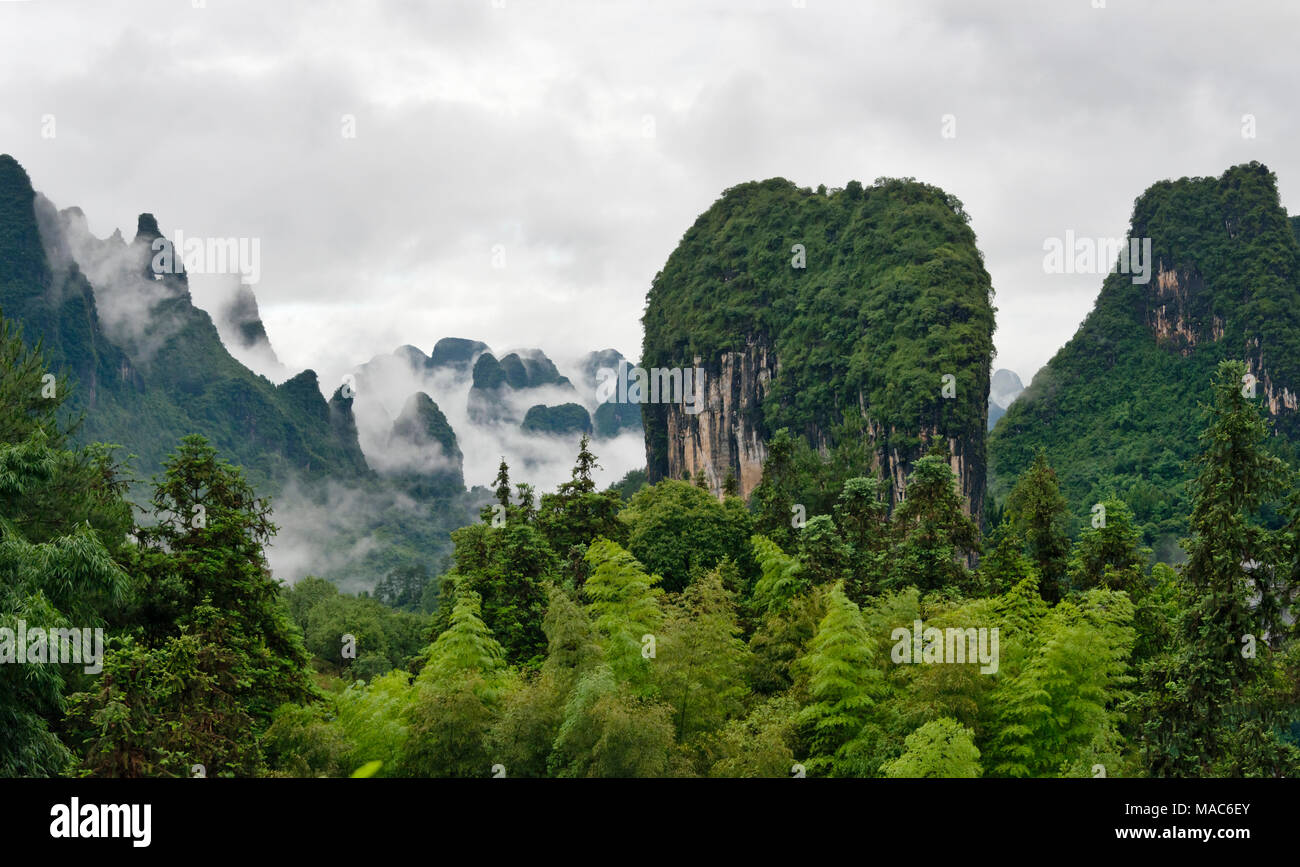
3;0;1298;394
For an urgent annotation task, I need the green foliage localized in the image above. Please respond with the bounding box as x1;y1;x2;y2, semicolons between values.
1004;452;1072;602
549;665;688;777
797;514;851;586
260;703;353;778
400;670;504;778
72;618;263;777
437;522;554;666
745;589;825;697
795;583;882;776
619;479;755;592
834;476;892;600
396;592;511;778
707;693;800;777
749;534;808;616
990;592;1136;778
332;670;412;775
888;448;980;593
751;420;885;551
418;591;505;687
536;435;625;571
882;718;981;778
485;586;601;777
373;563;434;612
582;539;663;691
1066;498;1149;595
284;576;429;678
655;568;749;752
1137;360;1300;777
68;435;313;776
606;467;648;501
978;527;1038;597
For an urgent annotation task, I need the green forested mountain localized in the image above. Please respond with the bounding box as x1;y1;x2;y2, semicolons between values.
641;176;995;515
0;154;369;496
2;154;1300;779
989;162;1300;558
0;154;479;592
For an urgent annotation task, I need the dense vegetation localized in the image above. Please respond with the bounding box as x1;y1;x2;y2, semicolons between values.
990;162;1300;561
641;176;995;506
6;312;1295;777
5;157;1299;780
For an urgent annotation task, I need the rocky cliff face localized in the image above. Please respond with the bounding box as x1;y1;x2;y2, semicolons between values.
865;418;983;519
1144;261;1298;432
655;341;987;516
658;338;777;499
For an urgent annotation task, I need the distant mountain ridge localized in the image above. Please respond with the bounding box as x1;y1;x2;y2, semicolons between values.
0;154;370;493
987;368;1025;430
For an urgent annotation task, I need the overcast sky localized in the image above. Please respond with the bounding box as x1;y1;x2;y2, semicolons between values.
3;0;1297;392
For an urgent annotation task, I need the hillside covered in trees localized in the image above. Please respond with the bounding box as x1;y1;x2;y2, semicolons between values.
990;162;1300;560
5;312;1297;777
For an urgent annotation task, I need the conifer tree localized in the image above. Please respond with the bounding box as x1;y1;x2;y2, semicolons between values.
1004;451;1071;602
493;458;511;507
979;526;1038;597
1140;360;1298;777
752;429;800;549
70;435;312;775
722;469;739;498
834;476;891;600
1066;498;1148;594
537;436;622;560
797;514;850;586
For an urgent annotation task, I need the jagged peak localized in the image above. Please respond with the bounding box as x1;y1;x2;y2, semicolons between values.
134;213;161;243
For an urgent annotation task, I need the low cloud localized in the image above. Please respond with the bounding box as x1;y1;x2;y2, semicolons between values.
348;343;642;492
